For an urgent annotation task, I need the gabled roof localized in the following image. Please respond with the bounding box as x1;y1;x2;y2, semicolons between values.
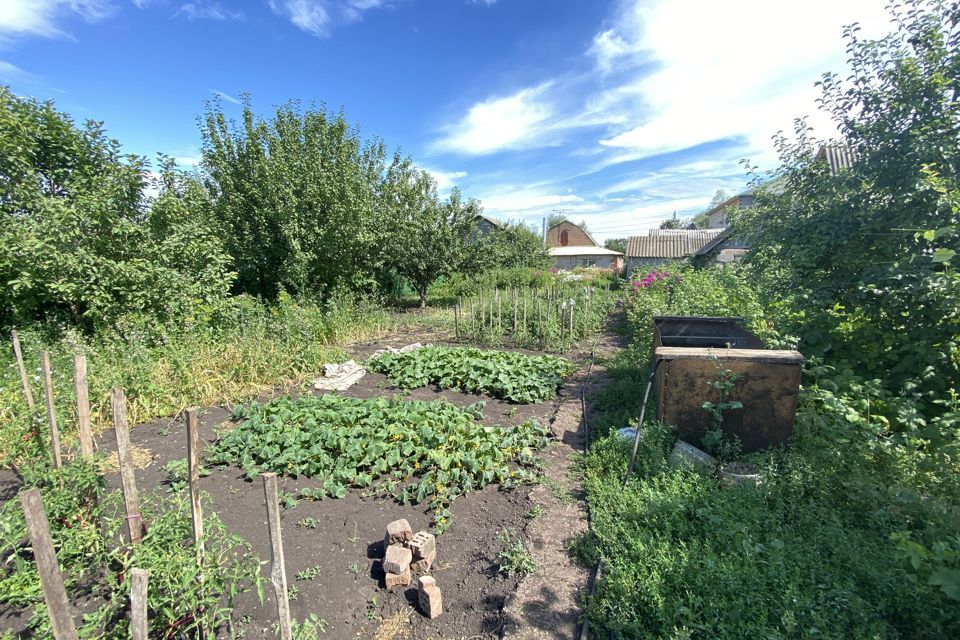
626;229;725;258
547;220;600;247
475;213;504;228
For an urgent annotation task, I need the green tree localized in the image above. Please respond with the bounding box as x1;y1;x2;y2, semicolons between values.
465;223;550;274
604;238;627;253
200;97;390;300
385;162;479;306
735;0;960;391
0;88;232;332
691;188;730;228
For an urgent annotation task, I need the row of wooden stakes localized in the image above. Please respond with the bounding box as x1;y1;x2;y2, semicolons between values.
9;330;302;640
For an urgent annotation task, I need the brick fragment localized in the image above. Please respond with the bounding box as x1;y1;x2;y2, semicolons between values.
410;548;436;574
385;567;411;591
409;531;436;560
384;519;413;547
383;544;412;574
417;576;442;619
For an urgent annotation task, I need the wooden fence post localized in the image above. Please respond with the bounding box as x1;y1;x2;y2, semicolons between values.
560;301;567;339
72;354;94;458
12;330;34;410
185;409;204;559
112;388;145;544
40;351;62;469
129;568;149;640
569;298;576;336
496;288;501;330
454;301;460;341
262;473;293;640
20;488;80;640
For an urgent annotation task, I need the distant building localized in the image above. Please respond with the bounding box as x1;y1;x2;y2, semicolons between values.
625;229;726;273
703;190;756;229
546;220;624;271
470;214;504;242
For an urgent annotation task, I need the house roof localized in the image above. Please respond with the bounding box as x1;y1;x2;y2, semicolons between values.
475;214;504;228
626;229;725;258
549;246;624;257
816;144;859;174
547;220;600;247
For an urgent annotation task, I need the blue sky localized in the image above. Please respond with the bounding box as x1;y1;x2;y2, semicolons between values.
2;0;891;241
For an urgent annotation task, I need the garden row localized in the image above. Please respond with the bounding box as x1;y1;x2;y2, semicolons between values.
0;342;573;637
453;281;618;351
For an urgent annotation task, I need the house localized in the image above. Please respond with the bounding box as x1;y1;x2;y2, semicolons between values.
625;229;726;273
692;228;750;265
703;189;757;229
469;214;504;243
546;220;624;271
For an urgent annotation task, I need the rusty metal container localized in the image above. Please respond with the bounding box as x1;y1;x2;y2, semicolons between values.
652;316;804;453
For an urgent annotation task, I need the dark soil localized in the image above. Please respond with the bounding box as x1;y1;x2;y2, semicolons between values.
0;325;582;639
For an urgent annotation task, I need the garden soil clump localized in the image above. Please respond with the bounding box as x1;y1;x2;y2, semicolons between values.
0;327;585;639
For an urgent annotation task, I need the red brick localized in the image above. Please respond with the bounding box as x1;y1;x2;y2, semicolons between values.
385;568;411;591
384;519;413;546
411;549;436;574
409;531;436;560
418;576;442;619
383;544;412;574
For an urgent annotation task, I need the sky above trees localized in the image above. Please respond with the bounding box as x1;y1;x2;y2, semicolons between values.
1;0;892;241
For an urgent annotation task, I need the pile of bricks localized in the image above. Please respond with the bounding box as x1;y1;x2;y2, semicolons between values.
382;518;442;619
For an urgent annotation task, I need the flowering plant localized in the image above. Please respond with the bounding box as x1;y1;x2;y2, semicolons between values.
631;270;680;291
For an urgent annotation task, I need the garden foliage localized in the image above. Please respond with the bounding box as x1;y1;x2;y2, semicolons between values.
366;346;574;403
582;262;959;638
0;460;261;639
209;394;550;529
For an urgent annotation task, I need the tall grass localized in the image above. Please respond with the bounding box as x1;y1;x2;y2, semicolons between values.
1;293;395;466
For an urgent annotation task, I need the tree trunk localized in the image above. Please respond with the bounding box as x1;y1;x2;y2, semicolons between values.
419;289;428;308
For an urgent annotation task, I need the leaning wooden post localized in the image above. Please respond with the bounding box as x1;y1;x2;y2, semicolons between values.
112;388;145;544
569;298;576;336
20;488;80;640
12;330;35;410
130;568;149;640
185;409;204;558
522;289;528;332
40;351;62;469
262;473;293;640
512;288;518;333
479;289;485;327
72;354;94;458
560;301;567;339
496;288;502;331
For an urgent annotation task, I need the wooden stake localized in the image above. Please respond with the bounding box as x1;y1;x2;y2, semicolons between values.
454;302;460;341
185;409;204;558
262;473;293;640
522;289;527;332
512;288;518;333
479;289;485;326
496;288;501;330
129;568;149;640
569;298;576;335
20;488;79;640
72;354;94;458
11;330;34;410
560;301;567;339
40;351;62;469
112;388;145;544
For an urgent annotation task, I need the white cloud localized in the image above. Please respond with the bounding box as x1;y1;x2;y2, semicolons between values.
423;168;467;194
0;0;113;39
0;59;37;83
210;88;241;104
267;0;387;38
174;2;245;21
593;0;892;161
173;154;202;167
433;83;556;155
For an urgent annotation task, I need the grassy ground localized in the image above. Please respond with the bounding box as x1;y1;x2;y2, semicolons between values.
578;276;960;639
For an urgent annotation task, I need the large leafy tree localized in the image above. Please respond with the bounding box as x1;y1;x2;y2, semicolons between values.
201;97;391;300
464;223;550;274
735;0;960;390
0;87;232;332
384;161;479;306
